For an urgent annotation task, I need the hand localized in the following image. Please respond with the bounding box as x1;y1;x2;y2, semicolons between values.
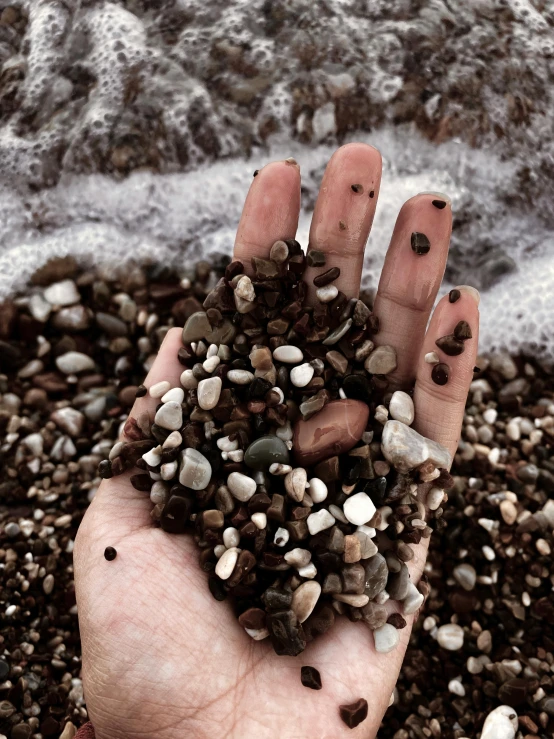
74;144;479;739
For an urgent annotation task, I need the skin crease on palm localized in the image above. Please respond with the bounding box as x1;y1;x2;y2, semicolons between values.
73;144;480;739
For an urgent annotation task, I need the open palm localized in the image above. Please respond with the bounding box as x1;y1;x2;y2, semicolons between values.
74;144;479;739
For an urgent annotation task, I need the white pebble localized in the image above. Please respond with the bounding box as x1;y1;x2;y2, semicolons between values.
290;362;315;388
297;563;317;579
483;408;498;425
374;405;389;425
223;527;240;548
149;380;171;398
291;581;321;623
203;355;220;373
215;547;239;580
275;422;293;441
334;593;369;607
308;478;328;503
402;582;425;615
436;623;464;650
217;436;239;452
180;370;198;389
274;527;290;546
29;292;52;321
343;492;376;526
271;386;285;403
329;504;349;524
227;472;257;501
307;509;335;535
273;345;303;363
206;344;219;358
448;679;465;696
150;482;169;505
285;468;308;502
154;401;183;430
316;284;338;303
269;463;292;475
214;544;227;558
244;627;269;641
424;351;440;364
197;377;222;410
389;391;415;426
500;499;518;525
426;487;444;511
506;420;521;441
56;352;95;374
163;431;182;449
357;524;376;538
226;370;255;384
179;448;212;490
227;450;244;462
373;623;400;653
142;446;162;467
480;706;518;739
161;387;184;404
284;548;311;568
44;279;80;306
251;512;267;529
161;461;178;480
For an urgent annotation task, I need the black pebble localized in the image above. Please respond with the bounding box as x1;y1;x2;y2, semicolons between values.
411;232;431;255
301;665;322;690
208;576;227;601
448;288;461;303
135;384;147;398
454;320;472;341
432;199;447;209
351;183;363;194
104;546;117;561
98;459;113;479
253;169;259;177
369;190;375;198
306;249;326;267
342;374;372;404
431;363;450;385
339;698;368;729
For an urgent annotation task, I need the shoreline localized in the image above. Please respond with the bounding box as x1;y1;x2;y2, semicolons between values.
0;258;552;738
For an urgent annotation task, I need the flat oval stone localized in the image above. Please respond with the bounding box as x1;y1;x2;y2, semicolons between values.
291;581;321;623
182;311;212;343
293;399;369;466
244;435;290;469
364;345;397;375
179;448;212;490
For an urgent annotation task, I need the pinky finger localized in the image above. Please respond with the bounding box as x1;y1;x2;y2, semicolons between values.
413;286;480;458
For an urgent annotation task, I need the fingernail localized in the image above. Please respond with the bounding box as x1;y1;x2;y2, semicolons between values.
419;191;451;209
456;285;480;305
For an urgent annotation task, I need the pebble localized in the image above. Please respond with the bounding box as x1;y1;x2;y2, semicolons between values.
182;311;212;343
150;482;168;504
322;318;352;346
307;509;335;535
381;420;451;472
51;407;85;437
388;390;414;425
437;623;464;650
339;698;368;730
411;231;431;255
244;435;290;469
300;666;322;690
293;399;369;466
290;363;314;387
104;546;117;561
227;369;255;384
161;387;184;404
402;583;424;615
150;380;171;398
308;478;328;503
197;376;222;410
223;527;240;548
273;345;303;363
334;593;369;607
424;351;440;364
227;471;257;501
448;679;465;696
142;446;162;467
56;352;95;374
387;563;410;600
154;401;183;430
431;362;450;385
426;487;444;510
435;334;465;356
480;706;518;739
180;370;198;389
215;547;239;580
453;563;477;591
29;293;52;321
251;512;267;529
363;553;388;599
274;527;290;546
43;279;80;306
374;623;400;653
291;581;321;622
270;240;288;263
284;468;308;502
298;563;317;579
361;601;388;630
203;355;220;373
284;548;311;568
364;345;397;375
316;285;338;302
343;492;376;526
163;431;182;449
43;574;55;595
178;448;212;490
500;499;518;525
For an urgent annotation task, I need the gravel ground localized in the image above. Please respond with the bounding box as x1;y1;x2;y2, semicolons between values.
0;257;552;738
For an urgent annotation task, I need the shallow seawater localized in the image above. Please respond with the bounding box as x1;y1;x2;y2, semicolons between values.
0;0;553;362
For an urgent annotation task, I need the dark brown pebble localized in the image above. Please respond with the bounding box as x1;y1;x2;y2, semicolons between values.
301;665;322;690
98;459;113;479
208;576;227;601
411;232;431;255
160;493;194;534
435;334;465;356
130;474;152;492
432;199;447;209
225;260;244;281
387;613;407;629
104;546;117;561
369;190;375;198
313;267;340;287
306;249;326;267
453;320;472;340
253;169;259;176
266;610;306;656
431;362;450;385
238;607;266;630
351;183;363;194
448;288;461;303
262;587;293;611
339;698;368;729
135;384;147;398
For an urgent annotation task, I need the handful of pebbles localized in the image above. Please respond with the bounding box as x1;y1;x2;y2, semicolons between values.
100;239;454;666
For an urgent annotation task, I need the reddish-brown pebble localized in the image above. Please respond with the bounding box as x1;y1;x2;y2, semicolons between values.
431;362;450;385
339;698;368;729
293;399;369;466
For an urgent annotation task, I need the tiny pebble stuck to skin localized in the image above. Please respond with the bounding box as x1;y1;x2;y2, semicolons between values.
339;698;369;729
410;231;431;255
99;236;449;664
104;546;117;561
301;665;322;690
